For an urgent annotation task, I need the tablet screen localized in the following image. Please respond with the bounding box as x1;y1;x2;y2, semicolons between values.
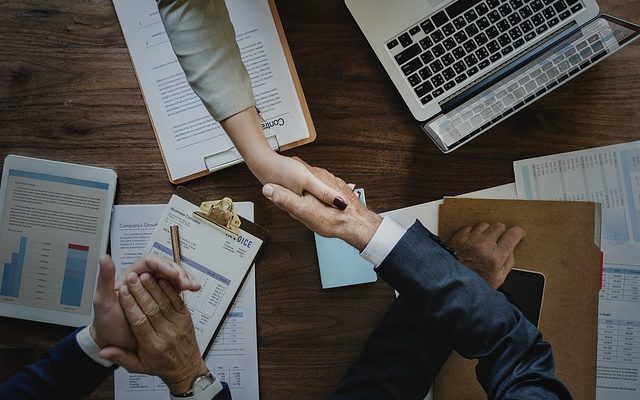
0;155;116;326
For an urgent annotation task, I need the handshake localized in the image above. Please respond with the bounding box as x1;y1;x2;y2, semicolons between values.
89;160;525;396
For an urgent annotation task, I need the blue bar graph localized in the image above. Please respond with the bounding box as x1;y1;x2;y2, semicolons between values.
1;237;27;298
60;244;89;307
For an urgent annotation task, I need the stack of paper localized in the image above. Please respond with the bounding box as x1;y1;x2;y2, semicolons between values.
514;141;640;400
110;204;260;400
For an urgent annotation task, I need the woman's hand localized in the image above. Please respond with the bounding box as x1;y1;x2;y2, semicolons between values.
221;108;349;210
254;153;350;210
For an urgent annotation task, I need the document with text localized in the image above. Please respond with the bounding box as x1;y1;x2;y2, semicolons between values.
110;204;165;278
113;0;313;183
111;202;260;399
514;142;640;399
0;155;116;327
514;141;640;265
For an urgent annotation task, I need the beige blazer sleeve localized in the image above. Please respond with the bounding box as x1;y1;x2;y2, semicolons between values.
157;0;256;121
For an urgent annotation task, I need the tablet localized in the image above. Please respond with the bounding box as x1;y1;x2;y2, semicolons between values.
0;155;117;327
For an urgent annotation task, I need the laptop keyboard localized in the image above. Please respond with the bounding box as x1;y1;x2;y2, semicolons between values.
387;0;586;105
423;17;618;151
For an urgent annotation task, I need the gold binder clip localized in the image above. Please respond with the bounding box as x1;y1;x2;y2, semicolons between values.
193;197;241;235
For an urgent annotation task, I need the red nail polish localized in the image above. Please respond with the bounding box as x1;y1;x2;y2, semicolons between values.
334;196;348;210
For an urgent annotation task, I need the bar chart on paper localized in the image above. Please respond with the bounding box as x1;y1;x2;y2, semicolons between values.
60;244;90;307
0;234;90;313
1;237;27;298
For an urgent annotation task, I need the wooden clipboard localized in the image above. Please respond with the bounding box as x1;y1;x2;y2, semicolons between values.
114;0;317;184
176;186;270;244
163;0;316;184
172;186;269;356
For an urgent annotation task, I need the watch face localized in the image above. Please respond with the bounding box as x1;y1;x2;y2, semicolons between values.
193;372;216;393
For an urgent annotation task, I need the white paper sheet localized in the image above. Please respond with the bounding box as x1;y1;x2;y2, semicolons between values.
110;205;165;280
112;0;310;181
598;263;640;400
382;183;517;231
111;203;259;399
514;141;640;265
514;142;640;398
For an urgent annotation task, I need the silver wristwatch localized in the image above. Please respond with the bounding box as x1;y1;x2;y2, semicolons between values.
173;371;217;397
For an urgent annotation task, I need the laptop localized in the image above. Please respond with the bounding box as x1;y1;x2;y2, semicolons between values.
345;0;640;152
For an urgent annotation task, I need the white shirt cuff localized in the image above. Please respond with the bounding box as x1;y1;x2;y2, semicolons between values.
169;375;225;399
360;217;407;267
76;326;114;368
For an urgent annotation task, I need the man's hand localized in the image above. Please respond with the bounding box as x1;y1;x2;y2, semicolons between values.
119;255;201;292
254;152;350;210
90;256;201;350
99;273;207;395
222;108;349;210
261;159;382;251
447;222;526;288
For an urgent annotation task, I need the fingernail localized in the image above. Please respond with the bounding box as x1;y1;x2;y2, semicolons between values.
262;184;274;198
333;196;348;210
120;286;130;296
127;273;139;284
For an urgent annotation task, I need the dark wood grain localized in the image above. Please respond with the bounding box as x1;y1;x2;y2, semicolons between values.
1;0;639;398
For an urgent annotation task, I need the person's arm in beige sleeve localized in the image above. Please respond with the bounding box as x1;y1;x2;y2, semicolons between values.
156;0;349;210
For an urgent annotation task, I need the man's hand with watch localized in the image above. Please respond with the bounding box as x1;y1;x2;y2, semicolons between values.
99;271;224;399
172;371;220;398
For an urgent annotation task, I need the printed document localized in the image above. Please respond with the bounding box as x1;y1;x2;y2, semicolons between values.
110;204;165;278
598;262;640;400
514;141;640;265
0;156;116;326
111;203;260;399
113;0;310;182
514;142;640;398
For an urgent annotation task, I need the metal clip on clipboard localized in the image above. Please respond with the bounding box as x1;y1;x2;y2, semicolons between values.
193;197;242;236
203;134;280;173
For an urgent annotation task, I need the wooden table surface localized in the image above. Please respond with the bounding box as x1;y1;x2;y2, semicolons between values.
1;0;639;398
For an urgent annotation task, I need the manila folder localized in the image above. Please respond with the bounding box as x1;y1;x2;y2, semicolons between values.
434;198;601;400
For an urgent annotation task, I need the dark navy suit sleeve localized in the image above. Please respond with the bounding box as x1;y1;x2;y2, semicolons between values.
332;221;572;399
331;294;452;399
0;329;115;399
213;382;232;399
372;221;572;399
0;329;233;400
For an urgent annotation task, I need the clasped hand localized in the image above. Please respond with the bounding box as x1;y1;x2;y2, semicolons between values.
90;256;205;394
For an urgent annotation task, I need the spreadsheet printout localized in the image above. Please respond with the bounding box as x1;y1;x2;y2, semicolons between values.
515;142;640;398
111;203;259;400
